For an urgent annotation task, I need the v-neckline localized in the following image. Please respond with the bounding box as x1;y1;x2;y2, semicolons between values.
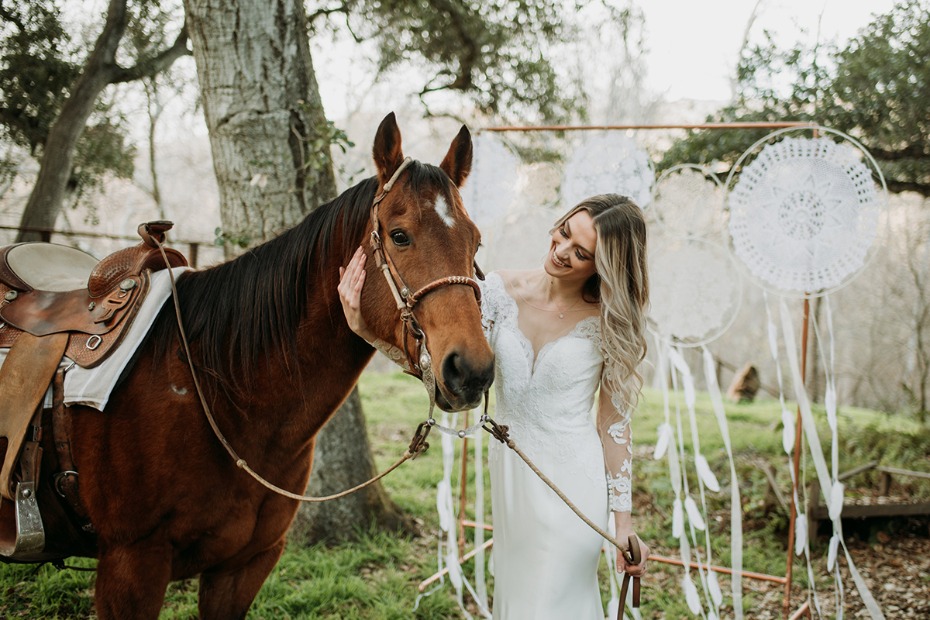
495;276;599;375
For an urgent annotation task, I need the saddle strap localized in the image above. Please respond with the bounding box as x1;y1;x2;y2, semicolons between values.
0;332;68;501
51;368;91;529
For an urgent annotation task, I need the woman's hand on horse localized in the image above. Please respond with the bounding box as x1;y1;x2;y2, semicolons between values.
338;246;374;341
617;532;649;577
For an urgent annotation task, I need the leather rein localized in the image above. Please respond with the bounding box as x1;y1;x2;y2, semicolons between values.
155;157;482;503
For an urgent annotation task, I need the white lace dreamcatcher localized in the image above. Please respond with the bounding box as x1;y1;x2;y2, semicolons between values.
728;133;882;297
726;126;887;619
647;168;746;618
649;237;740;348
560;132;654;209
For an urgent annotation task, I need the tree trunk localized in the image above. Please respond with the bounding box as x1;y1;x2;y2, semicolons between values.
182;0;336;250
183;0;408;543
290;391;414;543
16;0;128;242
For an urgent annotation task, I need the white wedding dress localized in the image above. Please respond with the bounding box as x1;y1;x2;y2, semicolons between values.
480;273;633;620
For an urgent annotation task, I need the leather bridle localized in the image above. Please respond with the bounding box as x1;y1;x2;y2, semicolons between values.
367;157;482;392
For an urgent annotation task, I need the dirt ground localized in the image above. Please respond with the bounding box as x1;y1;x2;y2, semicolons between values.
646;517;930;619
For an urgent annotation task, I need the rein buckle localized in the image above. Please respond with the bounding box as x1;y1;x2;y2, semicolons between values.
407;420;433;458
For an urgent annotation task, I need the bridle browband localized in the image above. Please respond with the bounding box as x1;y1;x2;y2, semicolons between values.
367;156;482;386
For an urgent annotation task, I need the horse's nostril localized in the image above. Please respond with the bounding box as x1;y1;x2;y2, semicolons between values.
442;352;494;401
442;352;466;393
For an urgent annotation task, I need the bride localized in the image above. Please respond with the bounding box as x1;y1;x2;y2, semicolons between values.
339;193;651;618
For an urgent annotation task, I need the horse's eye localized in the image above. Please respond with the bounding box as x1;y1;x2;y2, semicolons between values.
390;230;411;247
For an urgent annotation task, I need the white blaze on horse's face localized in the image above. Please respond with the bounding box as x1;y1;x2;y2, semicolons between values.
433;194;455;228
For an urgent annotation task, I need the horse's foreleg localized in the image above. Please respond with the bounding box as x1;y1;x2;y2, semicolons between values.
197;540;286;620
95;543;172;620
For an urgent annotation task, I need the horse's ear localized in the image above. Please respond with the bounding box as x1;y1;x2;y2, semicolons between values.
373;112;405;184
440;125;473;188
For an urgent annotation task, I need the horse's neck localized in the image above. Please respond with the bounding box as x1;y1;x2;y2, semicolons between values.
248;251;373;430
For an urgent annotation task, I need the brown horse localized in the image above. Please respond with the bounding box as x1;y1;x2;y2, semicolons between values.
17;113;494;618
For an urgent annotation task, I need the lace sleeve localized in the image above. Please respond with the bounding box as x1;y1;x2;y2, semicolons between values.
598;376;633;514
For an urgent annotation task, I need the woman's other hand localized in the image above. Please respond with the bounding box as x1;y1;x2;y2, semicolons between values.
617;533;649;578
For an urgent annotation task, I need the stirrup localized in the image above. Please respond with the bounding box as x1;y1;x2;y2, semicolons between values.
0;481;45;558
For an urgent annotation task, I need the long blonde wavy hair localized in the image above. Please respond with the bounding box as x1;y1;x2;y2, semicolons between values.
552;194;649;409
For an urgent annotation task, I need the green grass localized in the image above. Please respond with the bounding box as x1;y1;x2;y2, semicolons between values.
1;370;927;618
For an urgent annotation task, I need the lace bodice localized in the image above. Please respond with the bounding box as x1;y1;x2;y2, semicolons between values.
479;272;633;513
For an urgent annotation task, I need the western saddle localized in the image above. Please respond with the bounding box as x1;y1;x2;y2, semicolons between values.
0;221;187;561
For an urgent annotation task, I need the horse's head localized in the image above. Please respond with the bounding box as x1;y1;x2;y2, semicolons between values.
360;113;494;412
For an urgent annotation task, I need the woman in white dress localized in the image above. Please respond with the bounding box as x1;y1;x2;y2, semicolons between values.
338;193;650;618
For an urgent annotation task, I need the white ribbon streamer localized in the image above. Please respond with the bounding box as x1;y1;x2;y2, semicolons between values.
702;346;745;618
779;299;885;619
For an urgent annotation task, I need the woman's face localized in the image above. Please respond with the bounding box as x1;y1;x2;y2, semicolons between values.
545;210;598;283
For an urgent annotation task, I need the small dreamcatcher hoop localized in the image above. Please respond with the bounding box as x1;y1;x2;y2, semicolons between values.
647;235;742;347
560;132;654;209
651;164;725;240
726;126;888;298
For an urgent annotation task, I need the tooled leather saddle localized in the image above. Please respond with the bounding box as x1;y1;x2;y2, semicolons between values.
0;221;187;561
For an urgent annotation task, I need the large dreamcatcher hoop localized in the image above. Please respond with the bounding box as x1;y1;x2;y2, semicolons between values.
726;127;888;298
560;132;654;209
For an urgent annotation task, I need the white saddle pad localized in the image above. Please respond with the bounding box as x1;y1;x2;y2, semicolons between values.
0;267;190;411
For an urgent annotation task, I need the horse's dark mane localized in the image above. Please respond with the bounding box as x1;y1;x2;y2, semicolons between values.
149;176;377;388
148;161;454;389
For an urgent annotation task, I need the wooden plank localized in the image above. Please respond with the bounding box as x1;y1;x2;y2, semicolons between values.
819;502;930;520
875;465;930;480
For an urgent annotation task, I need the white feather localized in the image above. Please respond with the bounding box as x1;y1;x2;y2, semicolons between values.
685;496;706;531
795;513;807;554
446;550;463;589
683;574;702;614
827;534;840;571
672;497;684;538
654;423;671;460
829;481;845;521
696;454;721;492
708;569;723;607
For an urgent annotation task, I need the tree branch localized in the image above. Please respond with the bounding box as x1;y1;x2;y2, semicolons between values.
858;142;930;162
0;5;26;32
307;2;351;25
421;0;479;92
885;179;930;197
110;24;191;84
